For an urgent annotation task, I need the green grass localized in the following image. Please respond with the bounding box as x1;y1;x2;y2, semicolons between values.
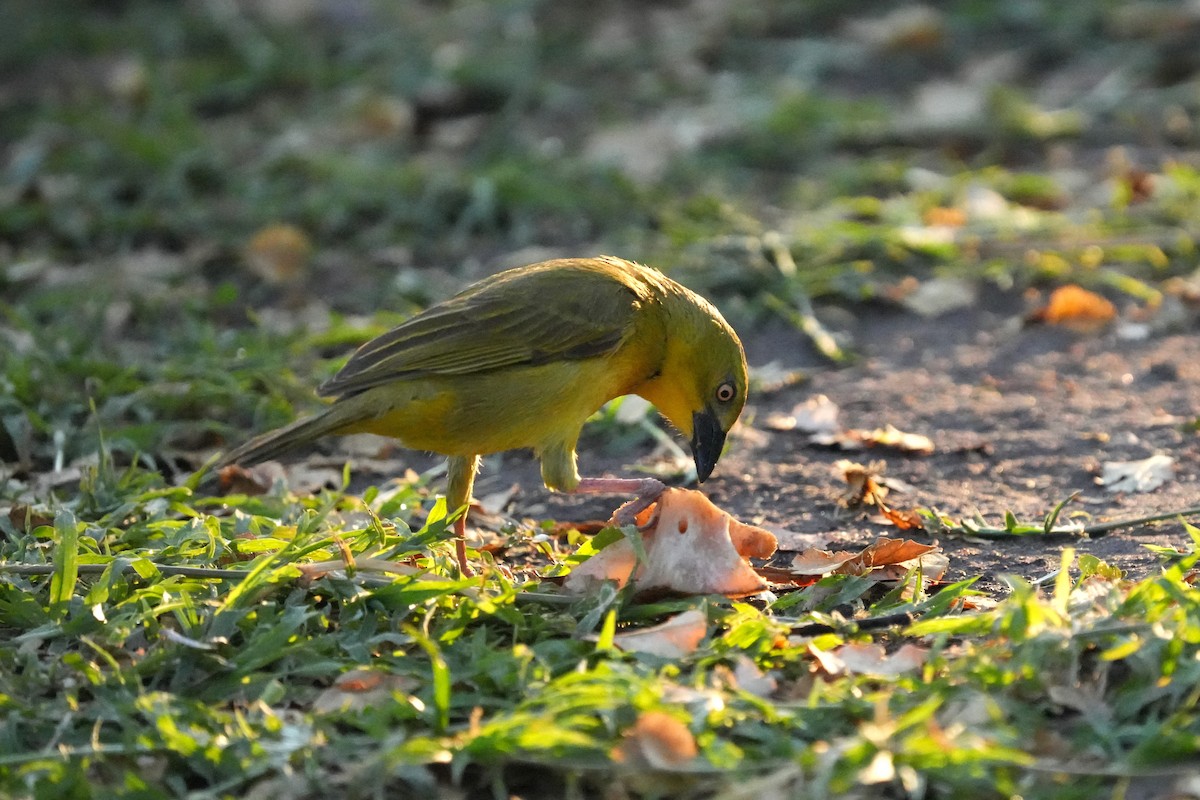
5;1;1200;797
3;465;1199;797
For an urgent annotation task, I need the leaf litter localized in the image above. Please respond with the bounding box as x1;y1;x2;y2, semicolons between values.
766;395;934;455
7;4;1200;798
564;488;776;597
1100;454;1175;493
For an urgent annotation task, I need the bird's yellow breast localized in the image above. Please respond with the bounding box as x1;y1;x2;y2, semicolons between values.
338;340;657;457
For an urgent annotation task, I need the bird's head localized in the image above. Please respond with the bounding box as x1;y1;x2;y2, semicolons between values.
636;310;748;484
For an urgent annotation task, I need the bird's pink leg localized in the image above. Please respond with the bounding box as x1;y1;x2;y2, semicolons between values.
573;477;666;525
453;515;474;577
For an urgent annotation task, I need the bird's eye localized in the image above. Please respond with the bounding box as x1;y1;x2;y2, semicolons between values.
715;382;736;403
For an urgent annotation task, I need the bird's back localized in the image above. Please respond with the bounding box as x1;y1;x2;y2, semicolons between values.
318;256;676;398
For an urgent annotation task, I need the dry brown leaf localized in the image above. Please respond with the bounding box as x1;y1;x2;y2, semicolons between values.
7;504;55;533
1120;168;1154;204
218;460;342;496
789;537;940;579
217;463;278;495
752;565;821;587
879;503;926;531
837;459;889;509
851;537;938;570
853;425;935;455
355;93;415;138
790;549;860;576
770;399;932;456
613;609;707;658
549;519;610;537
1029;284;1117;330
728;518;778;559
837;462;926;532
564;489;777;597
613;711;699;769
282;463;343;494
244;224;312;285
835;642;928;676
923;206;966;227
729;654;778;698
313;669;417;714
874;551;950;583
830;425;936;455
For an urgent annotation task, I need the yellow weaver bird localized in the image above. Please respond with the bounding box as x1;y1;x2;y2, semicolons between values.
218;256;748;575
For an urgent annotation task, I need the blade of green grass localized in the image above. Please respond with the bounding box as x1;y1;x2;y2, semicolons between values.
48;510;80;619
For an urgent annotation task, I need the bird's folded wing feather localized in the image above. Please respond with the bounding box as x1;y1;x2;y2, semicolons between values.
318;268;645;397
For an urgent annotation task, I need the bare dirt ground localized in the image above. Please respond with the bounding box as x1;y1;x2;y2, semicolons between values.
450;291;1200;592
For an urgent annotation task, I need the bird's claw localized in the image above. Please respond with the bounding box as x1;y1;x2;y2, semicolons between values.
609;478;666;528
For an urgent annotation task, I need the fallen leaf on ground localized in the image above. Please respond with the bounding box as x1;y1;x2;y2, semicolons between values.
244;223;311;285
846;5;944;50
729;654;778;698
769;399;933;455
613;711;698;769
789;537;939;578
790;549;861;576
851;425;935;455
282;463;343;494
662;684;726;717
879;503;926;530
836;460;927;530
749;361;807;393
825;643;929;676
860;751;897;785
837;459;889;508
1100;454;1174;493
874;550;950;583
564;488;777;597
896;276;977;318
549;519;610;537
472;482;520;513
313;669;418;714
217;461;341;496
765;394;841;434
1028;284;1117;331
218;463;280;495
753;565;822;587
1047;684;1110;718
822;424;934;453
729;517;778;559
7;504;54;532
854;537;938;569
613;609;707;658
807;642;845;673
922;206;967;227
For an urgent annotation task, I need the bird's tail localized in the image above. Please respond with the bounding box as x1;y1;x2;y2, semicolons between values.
215;406;354;470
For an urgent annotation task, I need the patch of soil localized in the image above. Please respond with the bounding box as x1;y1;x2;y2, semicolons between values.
476;292;1199;591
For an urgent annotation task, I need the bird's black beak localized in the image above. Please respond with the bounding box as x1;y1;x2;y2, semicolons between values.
690;409;726;484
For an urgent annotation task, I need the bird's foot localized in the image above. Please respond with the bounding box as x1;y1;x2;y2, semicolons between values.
573;476;666;528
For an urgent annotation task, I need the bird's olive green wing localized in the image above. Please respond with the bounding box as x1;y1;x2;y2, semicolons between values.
318;262;650;398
